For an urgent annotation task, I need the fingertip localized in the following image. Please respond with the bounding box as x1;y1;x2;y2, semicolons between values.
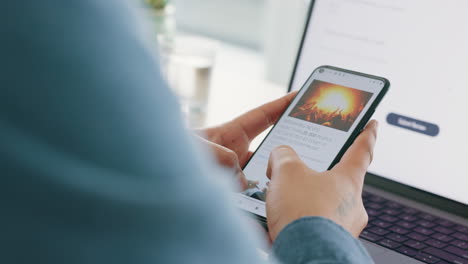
366;119;379;141
333;120;379;177
366;119;379;130
237;171;248;190
270;145;299;162
266;158;273;180
282;91;299;105
273;145;295;154
267;145;297;180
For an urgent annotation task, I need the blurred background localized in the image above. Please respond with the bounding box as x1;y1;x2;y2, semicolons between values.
143;0;311;131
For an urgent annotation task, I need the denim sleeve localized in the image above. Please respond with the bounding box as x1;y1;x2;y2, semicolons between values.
2;1;271;263
273;217;374;264
2;1;373;264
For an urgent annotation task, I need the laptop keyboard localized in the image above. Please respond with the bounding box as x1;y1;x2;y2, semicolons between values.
360;191;468;264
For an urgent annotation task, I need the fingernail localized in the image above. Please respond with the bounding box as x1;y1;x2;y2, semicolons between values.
273;145;294;156
276;145;290;151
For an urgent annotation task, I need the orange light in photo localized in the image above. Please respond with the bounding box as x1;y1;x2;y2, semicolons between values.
289;80;373;132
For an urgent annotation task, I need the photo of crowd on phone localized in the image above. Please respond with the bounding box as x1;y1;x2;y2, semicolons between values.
289;80;373;132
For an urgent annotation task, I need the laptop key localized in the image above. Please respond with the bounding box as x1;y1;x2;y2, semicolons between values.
455;225;468;234
378;239;401;249
435;226;455;235
419;213;438;221
423;247;468;264
382;208;401;216
417;220;437;228
444;245;468;259
425;239;447;249
437;220;455;227
369;227;390;236
451;240;468;250
414;252;440;264
404;240;427;250
452;232;468;242
402;207;419;215
408;232;429;241
397;221;417;229
367;208;381;217
360;230;382;242
386;233;409;243
390;226;410;235
366;202;383;210
432;233;454;243
396;246;418;257
379;214;399;223
415;227;435;236
372;220;392;229
400;214;418;222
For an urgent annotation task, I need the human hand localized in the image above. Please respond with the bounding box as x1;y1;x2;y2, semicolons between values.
266;120;378;241
197;92;297;189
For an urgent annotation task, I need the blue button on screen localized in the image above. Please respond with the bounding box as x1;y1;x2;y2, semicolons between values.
386;113;439;137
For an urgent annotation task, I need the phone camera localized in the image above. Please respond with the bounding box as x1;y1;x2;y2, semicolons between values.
319;69;325;73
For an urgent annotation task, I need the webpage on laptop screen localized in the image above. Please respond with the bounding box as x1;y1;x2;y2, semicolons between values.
291;0;468;205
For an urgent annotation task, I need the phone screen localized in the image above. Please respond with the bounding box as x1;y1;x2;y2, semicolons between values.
238;66;388;217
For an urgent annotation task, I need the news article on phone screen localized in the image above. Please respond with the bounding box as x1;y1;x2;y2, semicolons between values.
236;66;389;218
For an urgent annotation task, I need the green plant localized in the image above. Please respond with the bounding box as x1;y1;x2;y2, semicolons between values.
145;0;167;9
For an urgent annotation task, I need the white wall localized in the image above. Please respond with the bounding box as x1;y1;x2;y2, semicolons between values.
174;0;310;86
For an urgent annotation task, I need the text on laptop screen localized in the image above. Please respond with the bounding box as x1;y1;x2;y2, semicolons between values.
290;0;468;205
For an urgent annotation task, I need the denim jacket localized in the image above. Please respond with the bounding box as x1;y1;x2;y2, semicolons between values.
1;1;373;263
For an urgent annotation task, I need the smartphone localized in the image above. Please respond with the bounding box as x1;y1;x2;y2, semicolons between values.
236;65;390;219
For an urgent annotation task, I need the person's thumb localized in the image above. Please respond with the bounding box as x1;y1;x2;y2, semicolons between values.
267;145;303;180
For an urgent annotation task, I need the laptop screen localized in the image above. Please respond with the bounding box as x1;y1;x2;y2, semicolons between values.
290;0;468;206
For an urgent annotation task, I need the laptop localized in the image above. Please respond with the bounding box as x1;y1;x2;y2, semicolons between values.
287;1;468;263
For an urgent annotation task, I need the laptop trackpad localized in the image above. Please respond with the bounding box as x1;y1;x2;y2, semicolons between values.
361;240;425;264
